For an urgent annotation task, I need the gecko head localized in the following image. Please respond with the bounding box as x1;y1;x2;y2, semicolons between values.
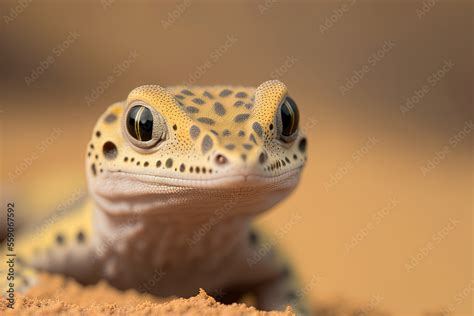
86;80;308;216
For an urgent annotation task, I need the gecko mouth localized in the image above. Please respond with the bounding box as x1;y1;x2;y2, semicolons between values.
105;166;303;189
90;167;302;216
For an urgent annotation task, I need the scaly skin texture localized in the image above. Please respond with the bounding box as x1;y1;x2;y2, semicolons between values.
1;80;309;314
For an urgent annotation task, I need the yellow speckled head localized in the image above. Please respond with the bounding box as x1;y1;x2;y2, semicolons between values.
86;80;307;215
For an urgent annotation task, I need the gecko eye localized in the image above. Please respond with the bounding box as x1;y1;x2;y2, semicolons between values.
124;104;166;149
279;96;300;142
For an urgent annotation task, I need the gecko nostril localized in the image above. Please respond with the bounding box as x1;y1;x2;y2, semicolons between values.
215;154;228;165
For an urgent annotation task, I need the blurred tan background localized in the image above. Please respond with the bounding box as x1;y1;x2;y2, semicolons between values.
0;0;472;315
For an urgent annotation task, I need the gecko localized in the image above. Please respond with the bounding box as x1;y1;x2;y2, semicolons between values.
1;80;309;314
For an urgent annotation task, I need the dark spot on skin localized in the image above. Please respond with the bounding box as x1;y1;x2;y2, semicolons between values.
197;117;215;125
196;167;200;174
281;159;286;167
269;123;274;131
238;131;245;137
95;131;101;138
190;125;201;140
185;106;199;114
103;141;118;160
202;135;214;154
181;89;194;96
293;154;298;160
192;98;205;105
136;161;140;166
234;114;250;123
245;103;253;110
166;158;173;168
285;157;291;163
234;100;244;107
259;152;268;164
90;144;94;149
104;113;117;124
77;231;85;243
213;102;226;116
225;144;236;150
87;152;91;157
156;160;162;167
99;168;103;173
299;138;307;153
203;91;214;99
95;154;99;160
175;94;185;100
235;91;248;98
286;291;298;301
223;130;231;137
144;161;149;167
241;154;247;162
131;157;135;162
190;166;194;173
243;144;253;150
173;124;178;131
180;164;186;172
281;267;291;278
210;130;219;136
252;122;264;138
219;89;232;97
124;157;128;162
202;167;207;173
249;134;257;145
56;234;65;245
249;230;258;244
91;164;97;176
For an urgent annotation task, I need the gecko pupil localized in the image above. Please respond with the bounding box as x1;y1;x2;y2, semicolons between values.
126;105;153;142
280;97;299;138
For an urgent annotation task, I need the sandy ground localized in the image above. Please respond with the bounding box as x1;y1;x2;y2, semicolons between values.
0;274;295;316
0;274;392;316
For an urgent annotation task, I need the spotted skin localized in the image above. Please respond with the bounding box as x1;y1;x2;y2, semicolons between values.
1;80;309;315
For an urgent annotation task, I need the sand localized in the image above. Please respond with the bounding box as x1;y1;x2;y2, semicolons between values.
0;273;393;316
0;274;294;316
